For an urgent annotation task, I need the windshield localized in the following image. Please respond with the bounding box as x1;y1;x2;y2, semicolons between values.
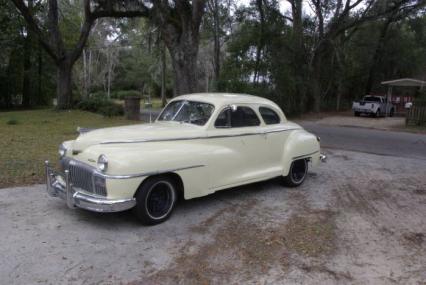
157;100;215;126
363;96;381;102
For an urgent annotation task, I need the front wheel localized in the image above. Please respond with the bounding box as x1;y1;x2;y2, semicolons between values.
283;159;308;187
134;176;177;225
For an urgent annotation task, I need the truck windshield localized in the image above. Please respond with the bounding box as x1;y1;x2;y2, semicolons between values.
363;96;381;102
158;100;215;126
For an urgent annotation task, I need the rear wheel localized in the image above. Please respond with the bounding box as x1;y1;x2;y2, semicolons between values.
374;109;381;117
134;176;177;225
283;159;308;187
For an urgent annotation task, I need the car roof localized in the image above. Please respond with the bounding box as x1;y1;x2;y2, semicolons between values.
172;93;279;108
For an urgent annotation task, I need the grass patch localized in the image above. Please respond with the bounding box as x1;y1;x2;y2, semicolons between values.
0;109;139;188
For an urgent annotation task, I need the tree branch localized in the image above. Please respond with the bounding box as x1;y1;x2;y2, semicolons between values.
10;0;58;62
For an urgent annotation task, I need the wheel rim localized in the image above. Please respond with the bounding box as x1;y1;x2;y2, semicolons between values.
291;159;307;183
146;181;175;219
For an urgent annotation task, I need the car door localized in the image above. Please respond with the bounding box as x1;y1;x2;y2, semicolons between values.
257;106;290;175
207;105;269;190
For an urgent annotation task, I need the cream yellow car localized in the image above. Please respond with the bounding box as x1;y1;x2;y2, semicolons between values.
46;93;326;224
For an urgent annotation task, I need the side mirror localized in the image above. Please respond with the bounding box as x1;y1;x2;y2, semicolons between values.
230;104;238;112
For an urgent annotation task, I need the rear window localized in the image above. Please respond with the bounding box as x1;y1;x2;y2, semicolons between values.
259;107;280;124
215;106;261;128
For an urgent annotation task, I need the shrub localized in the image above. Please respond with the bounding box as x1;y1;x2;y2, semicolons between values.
90;90;107;99
112;90;141;100
6;118;19;125
76;97;124;117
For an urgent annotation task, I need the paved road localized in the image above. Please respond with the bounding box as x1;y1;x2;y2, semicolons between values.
300;121;426;160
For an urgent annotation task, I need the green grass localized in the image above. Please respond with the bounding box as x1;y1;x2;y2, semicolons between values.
0;109;138;188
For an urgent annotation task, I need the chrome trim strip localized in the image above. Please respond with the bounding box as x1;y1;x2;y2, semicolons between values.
292;150;320;160
61;157;205;180
101;164;206;179
99;127;301;145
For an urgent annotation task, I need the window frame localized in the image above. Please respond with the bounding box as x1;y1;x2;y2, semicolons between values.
214;105;261;129
157;99;215;126
258;106;281;125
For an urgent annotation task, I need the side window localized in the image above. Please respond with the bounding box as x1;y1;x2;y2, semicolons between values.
214;106;260;128
214;108;231;128
259;107;280;125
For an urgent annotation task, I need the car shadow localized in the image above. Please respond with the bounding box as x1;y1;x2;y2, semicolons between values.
63;176;297;229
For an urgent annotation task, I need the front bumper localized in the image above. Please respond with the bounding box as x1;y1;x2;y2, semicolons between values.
45;161;136;213
353;108;374;113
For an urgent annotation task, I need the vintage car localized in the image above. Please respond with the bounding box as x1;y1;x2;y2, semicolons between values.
46;93;326;225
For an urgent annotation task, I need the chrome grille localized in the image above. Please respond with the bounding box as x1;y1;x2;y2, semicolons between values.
68;162;107;196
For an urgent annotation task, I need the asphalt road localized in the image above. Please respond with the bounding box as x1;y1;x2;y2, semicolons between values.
300;121;426;160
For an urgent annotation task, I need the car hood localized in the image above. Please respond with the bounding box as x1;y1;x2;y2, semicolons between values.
72;122;205;151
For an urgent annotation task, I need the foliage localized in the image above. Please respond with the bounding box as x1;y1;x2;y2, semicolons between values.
2;0;426;114
0;109;138;188
111;90;142;99
76;97;124;117
6;119;19;125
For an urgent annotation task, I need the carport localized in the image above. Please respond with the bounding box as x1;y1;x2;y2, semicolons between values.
381;78;426;99
381;78;426;116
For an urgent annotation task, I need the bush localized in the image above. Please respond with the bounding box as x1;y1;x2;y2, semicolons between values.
111;90;141;100
90;90;108;100
6;118;19;125
76;97;124;117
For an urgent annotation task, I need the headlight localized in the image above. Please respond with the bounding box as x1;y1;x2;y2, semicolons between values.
59;144;67;158
97;154;108;172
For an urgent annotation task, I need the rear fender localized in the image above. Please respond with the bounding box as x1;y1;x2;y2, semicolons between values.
282;130;320;176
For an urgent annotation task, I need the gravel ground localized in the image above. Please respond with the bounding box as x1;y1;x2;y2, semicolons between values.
0;149;425;285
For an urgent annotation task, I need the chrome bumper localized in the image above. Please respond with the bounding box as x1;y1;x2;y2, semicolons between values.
45;161;136;213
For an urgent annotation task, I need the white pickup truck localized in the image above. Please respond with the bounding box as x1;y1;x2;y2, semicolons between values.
352;95;395;117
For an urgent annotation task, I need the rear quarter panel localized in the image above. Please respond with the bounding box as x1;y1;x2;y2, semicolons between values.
282;129;320;176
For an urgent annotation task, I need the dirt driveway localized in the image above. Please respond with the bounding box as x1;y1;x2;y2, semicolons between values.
0;149;425;284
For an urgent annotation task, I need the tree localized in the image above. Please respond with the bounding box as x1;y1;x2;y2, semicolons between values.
11;0;96;108
94;0;207;95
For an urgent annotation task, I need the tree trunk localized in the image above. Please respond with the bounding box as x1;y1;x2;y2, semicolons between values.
253;0;265;84
364;19;393;94
22;0;33;107
56;61;73;109
167;41;199;96
22;33;32;107
161;41;167;107
37;40;43;105
311;55;322;113
212;0;220;89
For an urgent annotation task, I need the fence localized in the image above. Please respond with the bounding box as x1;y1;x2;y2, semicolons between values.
406;103;426;126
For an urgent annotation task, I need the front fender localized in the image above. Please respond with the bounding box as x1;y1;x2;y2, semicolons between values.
84;141;214;199
282;130;320;176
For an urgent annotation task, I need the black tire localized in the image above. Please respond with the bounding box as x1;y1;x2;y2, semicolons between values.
375;109;381;118
283;159;308;187
134;176;177;225
354;111;360;117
